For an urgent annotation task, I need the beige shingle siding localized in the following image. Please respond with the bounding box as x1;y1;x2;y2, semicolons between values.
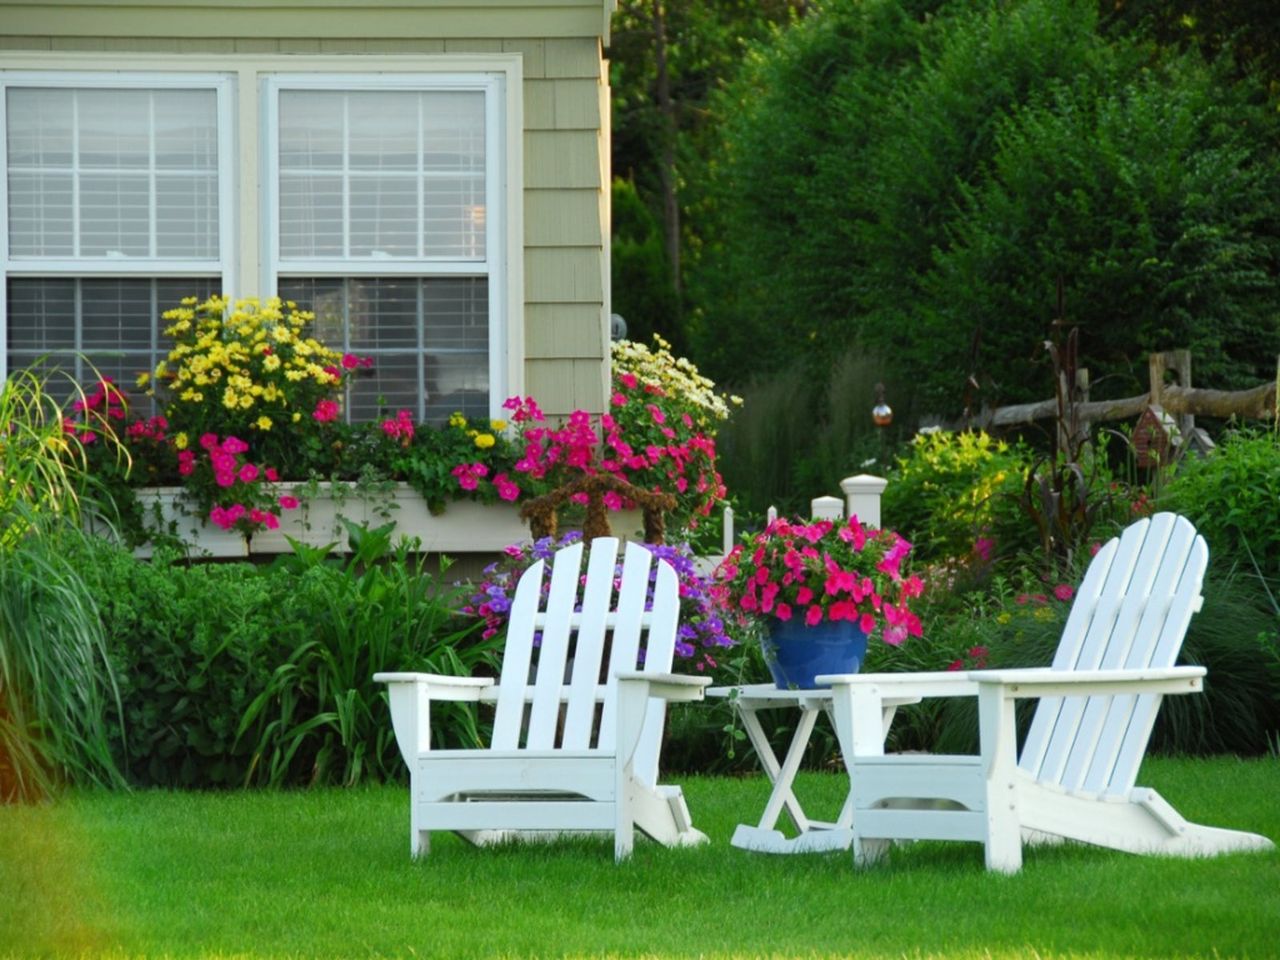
0;4;613;418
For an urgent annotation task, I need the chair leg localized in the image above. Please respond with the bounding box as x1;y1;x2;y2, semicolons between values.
853;836;890;867
984;807;1022;873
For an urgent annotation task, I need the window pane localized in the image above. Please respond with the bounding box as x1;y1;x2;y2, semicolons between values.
79;173;150;256
78;90;150;170
154;90;219;170
156;173;219;258
423;352;488;423
278;275;489;423
279;173;344;257
6;88;73;167
7;171;74;256
348;353;419;422
347;91;418;172
5;85;220;261
80;279;154;350
6;277;75;350
277;87;486;261
279;91;343;170
6;277;217;410
422;278;488;351
349;177;418;257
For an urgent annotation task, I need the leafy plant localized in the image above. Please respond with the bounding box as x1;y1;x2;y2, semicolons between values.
882;429;1034;569
0;368;125;801
237;521;495;787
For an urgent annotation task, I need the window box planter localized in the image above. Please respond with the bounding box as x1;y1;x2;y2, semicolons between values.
131;483;644;559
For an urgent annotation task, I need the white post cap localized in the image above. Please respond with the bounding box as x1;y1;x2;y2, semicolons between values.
840;474;888;529
810;495;844;521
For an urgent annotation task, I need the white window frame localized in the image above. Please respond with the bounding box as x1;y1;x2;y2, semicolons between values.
0;70;237;383
262;72;509;421
1;54;526;419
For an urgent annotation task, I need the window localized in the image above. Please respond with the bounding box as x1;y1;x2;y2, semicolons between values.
2;75;233;394
266;77;505;423
3;66;513;423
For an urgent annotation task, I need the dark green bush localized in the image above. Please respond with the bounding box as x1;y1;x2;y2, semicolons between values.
75;526;495;789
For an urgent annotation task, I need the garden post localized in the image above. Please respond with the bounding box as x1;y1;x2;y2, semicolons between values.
839;475;887;529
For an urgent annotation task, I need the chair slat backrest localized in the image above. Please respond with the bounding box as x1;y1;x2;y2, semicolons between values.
489;538;681;777
1018;514;1207;798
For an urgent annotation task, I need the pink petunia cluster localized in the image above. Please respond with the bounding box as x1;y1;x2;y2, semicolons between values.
193;433;296;535
380;409;415;446
451;462;489;491
716;515;925;647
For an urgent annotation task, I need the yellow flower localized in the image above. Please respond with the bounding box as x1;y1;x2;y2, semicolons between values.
490;419;508;431
239;394;254;410
292;412;302;423
474;433;496;450
222;388;239;409
135;371;151;388
174;432;189;450
448;412;467;429
996;612;1011;625
255;416;273;431
263;354;281;372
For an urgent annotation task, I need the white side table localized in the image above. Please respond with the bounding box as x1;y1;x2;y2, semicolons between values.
707;682;921;853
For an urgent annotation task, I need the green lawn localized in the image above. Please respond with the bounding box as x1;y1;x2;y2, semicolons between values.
1;757;1277;959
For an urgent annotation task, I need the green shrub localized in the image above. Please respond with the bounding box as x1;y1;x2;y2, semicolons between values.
882;430;1035;567
75;524;495;789
1160;430;1280;583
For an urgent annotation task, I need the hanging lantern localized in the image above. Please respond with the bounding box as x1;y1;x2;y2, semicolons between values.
872;383;893;427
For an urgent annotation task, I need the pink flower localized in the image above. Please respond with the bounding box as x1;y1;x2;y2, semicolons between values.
222;436;248;455
313;400;340;423
238;463;260;484
341;353;360;370
279;495;299;510
618;372;638;390
1053;583;1075;602
493;472;521;502
265;467;280;482
974;537;994;562
859;612;877;634
215;470;236;488
611;392;628;407
646;404;666;424
805;605;823;627
199;433;219;451
774;603;793;622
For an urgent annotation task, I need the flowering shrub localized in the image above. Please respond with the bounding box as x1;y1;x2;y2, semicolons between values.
610;335;741;430
715;516;925;646
464;533;734;671
146;295;371;473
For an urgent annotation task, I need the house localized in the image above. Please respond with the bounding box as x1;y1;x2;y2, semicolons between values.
0;0;616;423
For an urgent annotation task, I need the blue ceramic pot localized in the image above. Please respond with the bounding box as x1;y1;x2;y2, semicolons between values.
763;618;869;689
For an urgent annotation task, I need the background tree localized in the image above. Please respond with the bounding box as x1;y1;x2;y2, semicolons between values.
608;0;806;340
686;0;1280;417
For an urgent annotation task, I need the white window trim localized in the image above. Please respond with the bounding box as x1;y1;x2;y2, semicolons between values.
1;53;526;417
0;70;237;383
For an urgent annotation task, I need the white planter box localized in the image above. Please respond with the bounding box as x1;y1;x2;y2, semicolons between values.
132;482;645;559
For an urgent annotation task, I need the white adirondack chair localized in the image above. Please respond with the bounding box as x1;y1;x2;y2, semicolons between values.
375;537;711;861
821;512;1274;873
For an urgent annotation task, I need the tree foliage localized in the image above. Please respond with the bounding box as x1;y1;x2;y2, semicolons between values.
687;0;1280;416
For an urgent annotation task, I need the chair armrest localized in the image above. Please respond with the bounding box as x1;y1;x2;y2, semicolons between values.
817;670;982;700
373;671;494;702
615;671;713;703
374;673;495;763
971;666;1206;699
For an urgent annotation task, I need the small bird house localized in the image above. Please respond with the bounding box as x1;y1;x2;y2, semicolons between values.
1134;405;1177;468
